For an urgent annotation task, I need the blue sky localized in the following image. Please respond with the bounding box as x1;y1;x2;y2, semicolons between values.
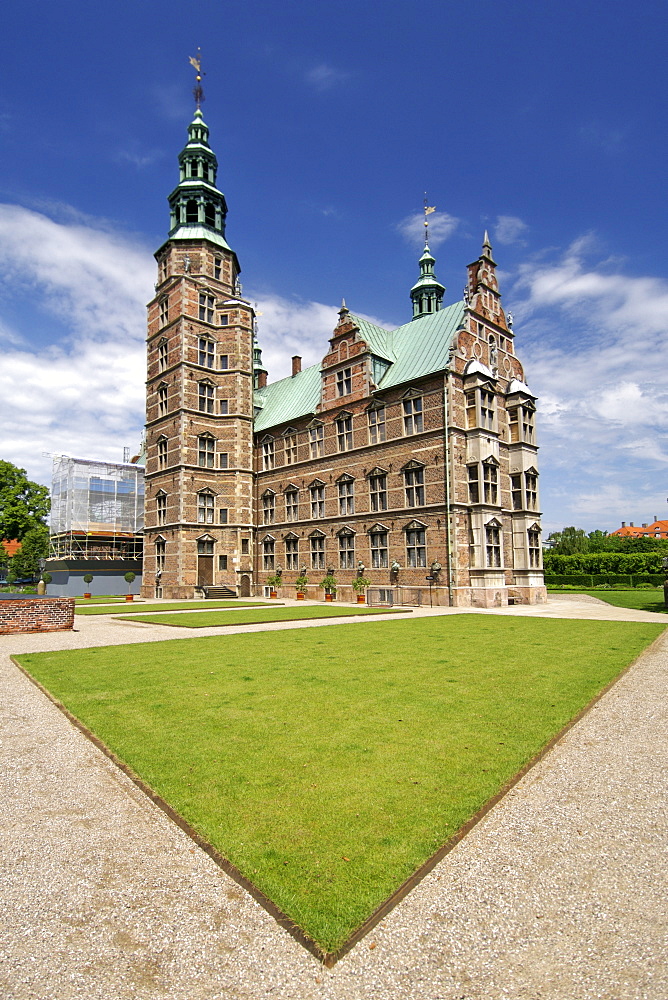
1;0;667;533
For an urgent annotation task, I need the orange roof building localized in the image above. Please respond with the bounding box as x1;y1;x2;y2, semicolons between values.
610;520;668;539
1;539;21;558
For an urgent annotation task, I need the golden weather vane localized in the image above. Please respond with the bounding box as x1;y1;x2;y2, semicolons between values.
423;193;436;245
189;49;205;108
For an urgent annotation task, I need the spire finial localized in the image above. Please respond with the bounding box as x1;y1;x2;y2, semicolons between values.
189;49;205;109
423;193;436;246
339;298;349;319
483;229;492;251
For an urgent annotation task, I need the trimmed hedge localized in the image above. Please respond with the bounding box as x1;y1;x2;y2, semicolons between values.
544;551;665;574
546;573;665;588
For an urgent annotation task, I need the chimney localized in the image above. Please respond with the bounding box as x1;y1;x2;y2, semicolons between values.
292;355;302;376
257;370;267;389
642;523;647;528
621;522;626;528
629;522;634;527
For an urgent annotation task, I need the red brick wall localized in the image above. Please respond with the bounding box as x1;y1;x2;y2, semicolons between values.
0;598;75;634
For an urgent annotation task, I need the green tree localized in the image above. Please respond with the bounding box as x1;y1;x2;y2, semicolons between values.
9;525;49;580
0;461;50;541
547;526;590;555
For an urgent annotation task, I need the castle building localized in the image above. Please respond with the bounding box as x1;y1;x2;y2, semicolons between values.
142;108;546;607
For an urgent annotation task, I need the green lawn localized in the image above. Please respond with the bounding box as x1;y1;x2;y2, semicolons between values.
119;605;408;627
556;590;668;614
74;596;140;605
15;615;663;954
76;600;271;615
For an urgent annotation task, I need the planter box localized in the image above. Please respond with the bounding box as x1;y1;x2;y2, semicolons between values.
356;594;366;604
125;594;134;602
324;593;334;602
296;593;305;600
83;593;92;599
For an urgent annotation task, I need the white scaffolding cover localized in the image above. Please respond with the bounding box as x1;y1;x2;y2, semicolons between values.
50;455;145;536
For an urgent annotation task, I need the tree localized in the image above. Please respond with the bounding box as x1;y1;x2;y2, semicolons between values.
547;526;589;555
0;461;50;541
9;525;49;580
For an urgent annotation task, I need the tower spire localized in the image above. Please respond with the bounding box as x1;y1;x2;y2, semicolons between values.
410;196;444;320
189;49;205;109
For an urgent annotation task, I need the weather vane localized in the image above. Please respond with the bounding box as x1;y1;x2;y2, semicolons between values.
423;193;435;245
189;49;205;108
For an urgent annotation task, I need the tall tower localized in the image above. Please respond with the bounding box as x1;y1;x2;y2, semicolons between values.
142;105;255;599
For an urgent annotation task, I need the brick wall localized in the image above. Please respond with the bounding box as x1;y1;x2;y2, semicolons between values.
0;598;75;634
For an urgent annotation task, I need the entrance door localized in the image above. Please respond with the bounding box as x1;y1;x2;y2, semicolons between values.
240;574;251;597
197;538;214;589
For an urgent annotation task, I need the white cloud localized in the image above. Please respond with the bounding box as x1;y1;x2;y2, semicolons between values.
510;238;668;531
494;215;528;246
0;204;152;485
305;63;350;91
396;211;459;249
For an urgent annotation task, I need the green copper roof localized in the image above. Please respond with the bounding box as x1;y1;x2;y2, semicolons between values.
253;299;466;432
165;225;233;251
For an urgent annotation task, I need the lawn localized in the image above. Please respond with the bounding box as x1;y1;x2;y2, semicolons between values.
564;590;668;614
15;615;663;955
75;600;271;615
119;605;408;627
74;596;141;605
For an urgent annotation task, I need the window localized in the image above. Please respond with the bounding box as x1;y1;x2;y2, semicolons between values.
198;337;214;368
310;533;325;570
404;465;425;507
199;292;215;323
528;527;541;568
262;537;275;571
219;354;229;370
310;483;325;518
198;434;215;468
262;438;275;471
338;477;354;516
466;386;495;430
186;199;198;223
157;436;168;470
262;491;275;524
336;415;353;452
485;523;501;567
512;471;538;511
284;430;297;465
508;404;535;444
370;529;388;568
204;202;215;227
158;383;168;417
338;531;355;569
159;298;169;327
219;399;228;415
158;339;168;372
369;472;387;512
285;489;299;521
511;474;522;511
309;423;324;459
219;313;229;326
241;538;249;555
483;462;498;504
158;257;168;283
156;492;167;526
525;472;537;510
368;406;386;444
480;389;495;430
403;395;423;435
218;554;228;571
337;367;352;396
219;508;228;524
197;492;214;524
219;452;228;469
468;465;479;504
406;527;426;567
285;536;298;570
198;382;214;414
156;538;165;572
197;538;214;555
214;257;221;280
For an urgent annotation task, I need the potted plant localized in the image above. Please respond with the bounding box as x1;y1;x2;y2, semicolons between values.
266;573;283;598
295;573;309;600
82;573;94;599
124;571;136;601
351;575;371;604
320;572;337;602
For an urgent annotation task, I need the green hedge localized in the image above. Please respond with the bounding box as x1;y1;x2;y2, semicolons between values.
544;552;665;574
546;574;665;588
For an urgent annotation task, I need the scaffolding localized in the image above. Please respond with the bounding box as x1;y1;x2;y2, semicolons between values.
49;456;145;560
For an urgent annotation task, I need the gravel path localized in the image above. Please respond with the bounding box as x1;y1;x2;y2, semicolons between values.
1;598;666;999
